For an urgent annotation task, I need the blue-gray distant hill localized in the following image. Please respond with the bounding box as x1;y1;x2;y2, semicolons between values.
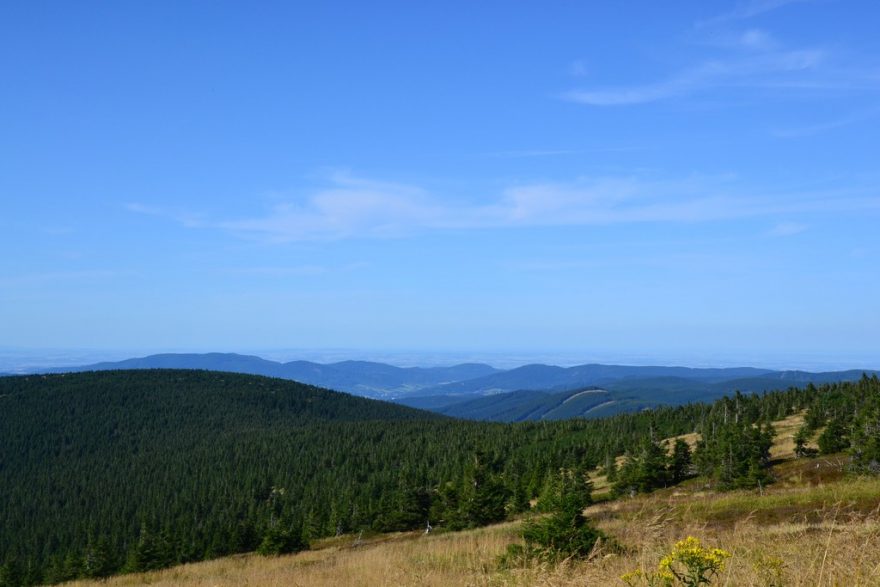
35;352;877;416
401;370;880;421
37;352;500;399
410;363;778;397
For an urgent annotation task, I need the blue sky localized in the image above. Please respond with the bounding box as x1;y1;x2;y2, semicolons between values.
2;0;879;367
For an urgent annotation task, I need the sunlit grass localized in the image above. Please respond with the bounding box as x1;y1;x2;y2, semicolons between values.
68;412;880;586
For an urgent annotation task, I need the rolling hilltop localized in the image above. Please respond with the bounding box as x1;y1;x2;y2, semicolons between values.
34;353;500;399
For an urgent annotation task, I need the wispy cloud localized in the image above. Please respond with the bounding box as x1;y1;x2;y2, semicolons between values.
223;265;329;277
704;28;780;52
217;172;447;242
697;0;814;28
569;60;589;77
125;202;163;216
737;28;778;51
41;226;75;236
0;270;131;288
477;146;645;159
479;149;582;159
493;177;751;225
772;107;880;138
219;263;368;277
132;172;880;243
562;46;827;106
219;174;756;242
563;0;879;108
767;221;808;237
125;202;204;228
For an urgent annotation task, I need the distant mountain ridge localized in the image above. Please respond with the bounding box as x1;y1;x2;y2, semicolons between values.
410;363;778;397
33;352;878;417
401;370;880;421
37;352;500;399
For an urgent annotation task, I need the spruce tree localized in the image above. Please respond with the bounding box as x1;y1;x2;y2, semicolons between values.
794;425;818;458
818;417;850;454
82;536;115;579
669;439;692;484
512;468;603;563
461;454;509;527
257;519;307;556
0;559;23;587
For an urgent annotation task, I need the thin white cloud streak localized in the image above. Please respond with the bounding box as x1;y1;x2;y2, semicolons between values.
479;149;582;159
772;108;880;138
504;251;749;273
562;48;827;106
219;175;742;242
767;221;809;236
218;173;448;242
570;60;589;77
697;0;814;28
219;263;369;277
125;202;163;216
564;0;879;109
699;28;780;52
737;28;778;51
223;265;329;277
0;270;131;288
125;202;204;228
163;173;880;243
476;146;647;159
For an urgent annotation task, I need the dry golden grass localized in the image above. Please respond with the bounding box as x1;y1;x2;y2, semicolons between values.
66;525;522;587
68;479;880;587
69;413;880;587
769;412;808;461
68;472;880;587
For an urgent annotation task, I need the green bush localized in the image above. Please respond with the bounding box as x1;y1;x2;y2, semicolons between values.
502;468;605;564
256;523;307;556
818;417;850;454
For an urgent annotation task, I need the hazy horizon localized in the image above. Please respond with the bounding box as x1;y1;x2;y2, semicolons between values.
2;345;877;374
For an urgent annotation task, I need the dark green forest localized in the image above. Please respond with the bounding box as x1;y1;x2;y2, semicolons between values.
1;369;879;586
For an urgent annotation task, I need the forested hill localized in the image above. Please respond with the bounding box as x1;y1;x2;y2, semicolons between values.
0;368;692;583
0;370;453;582
0;369;437;426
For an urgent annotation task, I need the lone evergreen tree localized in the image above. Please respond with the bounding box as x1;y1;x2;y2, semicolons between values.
669;438;692;484
613;437;670;496
507;468;603;564
257;520;307;556
461;453;509;527
604;452;618;483
82;535;115;579
818;416;850;454
794;425;818;458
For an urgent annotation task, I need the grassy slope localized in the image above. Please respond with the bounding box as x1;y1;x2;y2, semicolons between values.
67;412;880;586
